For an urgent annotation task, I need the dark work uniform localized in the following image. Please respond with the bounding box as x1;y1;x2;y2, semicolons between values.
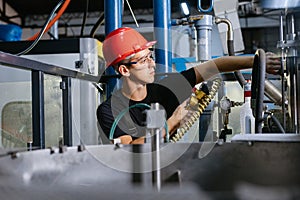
97;68;196;140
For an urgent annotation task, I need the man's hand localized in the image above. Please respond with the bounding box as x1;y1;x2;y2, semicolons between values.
266;52;282;75
167;99;189;134
172;100;189;122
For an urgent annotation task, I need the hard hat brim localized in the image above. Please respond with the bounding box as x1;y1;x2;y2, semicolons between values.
106;40;157;67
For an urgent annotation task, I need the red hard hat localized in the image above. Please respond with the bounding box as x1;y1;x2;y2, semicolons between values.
102;27;156;67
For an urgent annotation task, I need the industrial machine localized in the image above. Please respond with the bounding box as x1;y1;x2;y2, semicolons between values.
0;0;300;199
170;0;300;142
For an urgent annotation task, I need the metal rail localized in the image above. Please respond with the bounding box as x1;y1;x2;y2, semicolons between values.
0;51;101;82
0;51;100;148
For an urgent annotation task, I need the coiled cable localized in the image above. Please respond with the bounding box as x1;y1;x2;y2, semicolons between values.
170;78;222;143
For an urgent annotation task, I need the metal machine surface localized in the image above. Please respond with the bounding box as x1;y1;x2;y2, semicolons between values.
260;0;300;9
0;141;299;200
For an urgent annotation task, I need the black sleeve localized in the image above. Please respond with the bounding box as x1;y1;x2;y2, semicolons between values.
181;67;197;87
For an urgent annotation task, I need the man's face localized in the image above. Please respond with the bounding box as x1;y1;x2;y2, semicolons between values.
124;48;156;84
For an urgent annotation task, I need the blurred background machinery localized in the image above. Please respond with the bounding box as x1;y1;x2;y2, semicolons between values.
0;0;300;199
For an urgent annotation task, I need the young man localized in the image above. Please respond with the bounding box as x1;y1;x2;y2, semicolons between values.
97;27;281;144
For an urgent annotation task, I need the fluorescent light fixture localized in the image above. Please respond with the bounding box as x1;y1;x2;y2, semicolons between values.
180;2;190;16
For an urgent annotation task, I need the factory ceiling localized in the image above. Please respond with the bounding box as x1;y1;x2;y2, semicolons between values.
2;0;275;39
2;0;222;30
4;0;197;16
2;0;260;26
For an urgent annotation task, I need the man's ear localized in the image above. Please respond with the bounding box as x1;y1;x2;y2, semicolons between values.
118;64;130;77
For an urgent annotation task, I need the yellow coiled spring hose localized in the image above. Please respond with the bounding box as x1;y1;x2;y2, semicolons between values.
170;78;222;143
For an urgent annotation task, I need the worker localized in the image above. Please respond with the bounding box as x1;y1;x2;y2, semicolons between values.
97;27;281;144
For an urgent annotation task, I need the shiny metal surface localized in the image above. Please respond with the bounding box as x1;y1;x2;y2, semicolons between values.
0;51;100;83
0;142;300;199
195;15;213;62
264;79;283;105
260;0;300;9
231;133;300;142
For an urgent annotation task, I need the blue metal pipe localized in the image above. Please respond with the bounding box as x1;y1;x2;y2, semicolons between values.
198;0;214;13
104;0;123;97
153;0;172;75
104;0;122;35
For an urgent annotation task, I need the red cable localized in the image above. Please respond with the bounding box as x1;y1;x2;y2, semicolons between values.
27;0;71;41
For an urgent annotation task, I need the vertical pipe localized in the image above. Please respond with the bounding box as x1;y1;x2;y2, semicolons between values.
152;128;161;190
104;0;122;97
279;14;286;131
104;0;122;35
61;76;72;146
286;13;299;133
287;14;296;40
150;103;161;191
195;15;213;62
50;21;59;39
132;145;143;184
279;14;284;42
31;70;45;149
153;0;172;75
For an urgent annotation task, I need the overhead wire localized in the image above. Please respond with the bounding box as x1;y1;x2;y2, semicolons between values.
125;0;139;28
90;0;138;37
80;0;89;37
89;12;104;38
27;0;70;41
16;0;65;56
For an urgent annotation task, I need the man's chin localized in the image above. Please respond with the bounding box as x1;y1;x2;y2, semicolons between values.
148;77;155;83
